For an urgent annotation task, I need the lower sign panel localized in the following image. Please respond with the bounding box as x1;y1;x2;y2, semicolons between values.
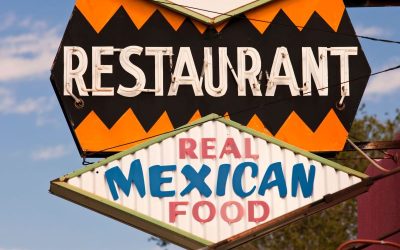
50;114;367;248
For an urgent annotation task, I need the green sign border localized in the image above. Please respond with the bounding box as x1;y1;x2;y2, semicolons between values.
50;114;367;249
150;0;275;25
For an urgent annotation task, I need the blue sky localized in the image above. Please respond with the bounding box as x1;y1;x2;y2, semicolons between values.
0;1;399;250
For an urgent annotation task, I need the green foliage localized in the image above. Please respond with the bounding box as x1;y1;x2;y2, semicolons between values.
250;201;357;250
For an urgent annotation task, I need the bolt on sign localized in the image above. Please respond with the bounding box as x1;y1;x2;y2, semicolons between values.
50;114;368;249
51;0;370;157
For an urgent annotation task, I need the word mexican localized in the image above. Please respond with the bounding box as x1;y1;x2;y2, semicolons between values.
64;46;357;98
105;159;316;200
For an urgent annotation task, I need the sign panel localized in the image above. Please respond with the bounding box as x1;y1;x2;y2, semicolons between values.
50;114;367;249
51;0;370;156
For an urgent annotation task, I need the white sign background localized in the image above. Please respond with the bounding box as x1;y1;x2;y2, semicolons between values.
63;115;364;244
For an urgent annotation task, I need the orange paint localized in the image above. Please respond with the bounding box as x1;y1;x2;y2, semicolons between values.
146;111;175;141
188;110;202;123
76;110;198;152
315;0;345;32
191;20;208;34
214;21;228;33
123;0;157;29
246;114;272;137
76;0;344;34
75;109;348;153
77;0;187;33
245;1;280;34
76;0;122;33
311;109;348;150
275;109;347;151
158;8;186;31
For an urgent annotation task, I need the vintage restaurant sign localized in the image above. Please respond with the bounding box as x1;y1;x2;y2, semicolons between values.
50;114;367;249
51;0;370;156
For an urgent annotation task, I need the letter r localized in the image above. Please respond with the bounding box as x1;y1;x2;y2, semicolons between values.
179;138;198;159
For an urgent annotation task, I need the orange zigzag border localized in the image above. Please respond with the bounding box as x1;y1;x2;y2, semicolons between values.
75;109;348;153
75;0;344;34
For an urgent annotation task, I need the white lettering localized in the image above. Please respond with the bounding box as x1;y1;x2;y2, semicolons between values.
145;47;172;96
237;47;262;96
266;47;300;96
330;47;358;96
118;46;146;97
168;47;204;96
92;46;114;96
62;45;358;98
64;46;89;96
302;47;328;96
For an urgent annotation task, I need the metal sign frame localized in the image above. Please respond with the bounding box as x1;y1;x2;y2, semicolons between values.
50;114;367;249
149;0;275;25
50;0;370;157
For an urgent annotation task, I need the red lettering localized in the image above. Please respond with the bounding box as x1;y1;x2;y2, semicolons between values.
193;201;216;223
169;201;188;223
170;200;270;224
179;138;197;159
248;201;269;223
221;201;244;223
220;138;241;159
244;138;259;160
201;138;216;159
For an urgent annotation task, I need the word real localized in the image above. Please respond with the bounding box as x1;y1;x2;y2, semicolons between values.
64;46;357;97
179;137;259;160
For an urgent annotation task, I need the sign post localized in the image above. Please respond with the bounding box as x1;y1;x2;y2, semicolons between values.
50;114;369;249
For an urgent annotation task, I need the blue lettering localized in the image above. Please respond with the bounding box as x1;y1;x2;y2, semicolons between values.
149;165;176;197
291;163;315;198
258;162;287;198
233;162;258;198
216;164;231;196
180;164;212;197
105;159;145;200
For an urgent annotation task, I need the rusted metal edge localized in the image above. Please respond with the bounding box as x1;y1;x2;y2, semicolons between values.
343;140;400;151
49;181;211;249
204;179;374;250
352;227;400;250
206;167;400;250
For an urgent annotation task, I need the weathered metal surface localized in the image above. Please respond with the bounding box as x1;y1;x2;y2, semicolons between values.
50;114;367;249
357;133;400;250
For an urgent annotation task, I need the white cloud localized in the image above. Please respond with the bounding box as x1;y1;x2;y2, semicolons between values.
365;67;400;101
0;87;53;115
0;15;61;82
354;25;390;37
364;57;400;101
31;144;70;161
